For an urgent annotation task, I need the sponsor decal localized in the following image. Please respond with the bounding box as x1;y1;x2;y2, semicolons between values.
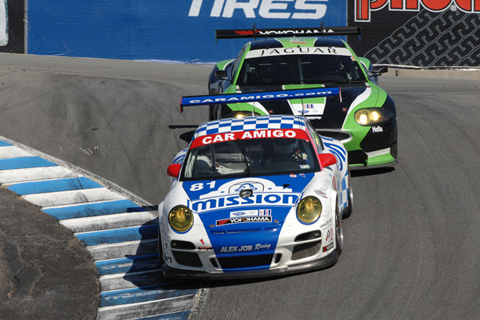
255;243;272;250
290;38;306;45
230;210;259;217
181;87;340;107
355;0;480;22
193;193;298;213
231;181;264;193
216;215;273;226
372;126;383;133
221;245;253;253
314;189;328;199
246;47;353;59
325;228;333;242
259;209;272;216
323;242;334;252
188;0;328;19
293;100;326;117
190;129;308;149
219;243;272;253
320;218;333;229
187;177;303;212
229;209;271;218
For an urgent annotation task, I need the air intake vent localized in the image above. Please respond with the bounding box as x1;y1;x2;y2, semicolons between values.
292;241;321;260
218;254;273;269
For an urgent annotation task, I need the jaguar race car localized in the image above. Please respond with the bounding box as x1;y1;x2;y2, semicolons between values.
209;26;397;169
158;89;352;279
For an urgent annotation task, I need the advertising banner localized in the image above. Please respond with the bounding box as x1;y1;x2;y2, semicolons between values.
27;1;347;63
348;1;480;68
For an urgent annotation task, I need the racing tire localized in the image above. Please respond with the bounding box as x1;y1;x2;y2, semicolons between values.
208;104;215;121
342;171;353;219
343;189;353;220
157;228;163;263
335;204;344;255
208;88;219;121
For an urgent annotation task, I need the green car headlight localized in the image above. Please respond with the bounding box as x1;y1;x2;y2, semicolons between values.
297;196;322;224
168;205;194;233
354;108;393;126
231;111;261;119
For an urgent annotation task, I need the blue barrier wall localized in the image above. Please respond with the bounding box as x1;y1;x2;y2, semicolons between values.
27;1;347;63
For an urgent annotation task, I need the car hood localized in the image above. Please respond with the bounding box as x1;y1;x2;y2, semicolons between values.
235;82;383;129
182;174;314;257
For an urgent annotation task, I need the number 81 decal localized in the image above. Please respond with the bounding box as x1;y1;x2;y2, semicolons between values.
190;181;216;191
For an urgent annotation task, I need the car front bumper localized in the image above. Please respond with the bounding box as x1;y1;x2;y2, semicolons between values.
162;250;339;280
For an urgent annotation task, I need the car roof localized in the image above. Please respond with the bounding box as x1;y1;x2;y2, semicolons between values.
193;115;308;139
249;37;347;50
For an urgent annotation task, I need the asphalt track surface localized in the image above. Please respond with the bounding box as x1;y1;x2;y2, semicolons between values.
1;53;480;319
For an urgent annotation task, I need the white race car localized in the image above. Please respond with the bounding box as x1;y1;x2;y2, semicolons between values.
159;91;352;279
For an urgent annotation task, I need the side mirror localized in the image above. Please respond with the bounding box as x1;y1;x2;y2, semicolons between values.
215;70;228;80
167;164;182;178
371;65;388;76
319;153;337;168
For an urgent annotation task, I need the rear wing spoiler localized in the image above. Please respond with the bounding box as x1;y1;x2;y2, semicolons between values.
216;24;361;42
180;87;341;113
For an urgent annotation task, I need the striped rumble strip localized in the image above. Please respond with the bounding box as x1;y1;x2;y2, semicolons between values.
0;137;198;320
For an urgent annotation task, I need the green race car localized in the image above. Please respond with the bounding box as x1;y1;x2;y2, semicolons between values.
208;26;397;169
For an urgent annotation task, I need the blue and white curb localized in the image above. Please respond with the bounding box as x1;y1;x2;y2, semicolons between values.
0;137;199;320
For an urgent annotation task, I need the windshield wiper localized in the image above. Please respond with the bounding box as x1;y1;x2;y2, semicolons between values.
325;80;366;85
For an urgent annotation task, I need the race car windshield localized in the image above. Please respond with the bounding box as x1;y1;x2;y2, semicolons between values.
182;137;319;180
237;54;367;86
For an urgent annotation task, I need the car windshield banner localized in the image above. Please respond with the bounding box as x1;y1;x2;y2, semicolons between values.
190;129;309;149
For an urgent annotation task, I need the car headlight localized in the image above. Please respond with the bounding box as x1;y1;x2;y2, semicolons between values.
227;111;261;119
297;196;322;224
222;111;260;119
168;205;194;233
354;108;394;126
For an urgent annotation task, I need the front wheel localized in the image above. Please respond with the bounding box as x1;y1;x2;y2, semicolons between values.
335;204;344;255
208;104;215;121
208;88;219;121
342;171;353;219
343;188;353;219
157;228;164;263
